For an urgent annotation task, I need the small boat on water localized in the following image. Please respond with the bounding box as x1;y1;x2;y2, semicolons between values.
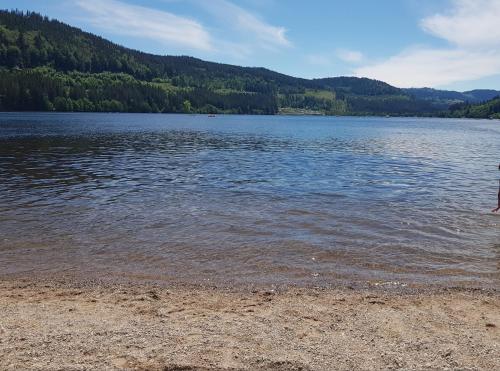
208;114;216;118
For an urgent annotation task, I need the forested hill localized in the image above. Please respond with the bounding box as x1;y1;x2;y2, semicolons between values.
404;88;500;105
447;97;500;119
0;9;497;117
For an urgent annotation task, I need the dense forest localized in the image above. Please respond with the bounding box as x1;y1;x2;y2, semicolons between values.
0;9;499;118
447;97;500;119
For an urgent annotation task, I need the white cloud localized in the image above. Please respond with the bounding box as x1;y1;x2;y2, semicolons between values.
75;0;213;52
336;49;364;63
197;0;291;50
420;0;500;47
354;0;500;88
355;47;500;88
306;54;331;66
306;49;364;68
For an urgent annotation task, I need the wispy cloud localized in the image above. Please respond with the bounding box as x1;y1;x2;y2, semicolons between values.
75;0;213;52
197;0;291;50
336;49;364;63
306;49;364;67
354;0;500;88
306;54;331;66
74;0;290;59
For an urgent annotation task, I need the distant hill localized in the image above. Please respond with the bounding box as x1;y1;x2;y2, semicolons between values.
0;9;497;117
462;89;500;102
405;88;500;105
404;88;500;119
448;97;500;119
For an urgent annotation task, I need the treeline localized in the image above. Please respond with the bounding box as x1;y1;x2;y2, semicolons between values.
346;95;437;116
0;68;278;114
448;97;500;119
279;91;348;115
314;77;401;97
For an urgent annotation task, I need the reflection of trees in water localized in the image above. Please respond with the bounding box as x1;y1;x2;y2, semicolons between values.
0;132;292;191
0;131;451;204
1;136;107;189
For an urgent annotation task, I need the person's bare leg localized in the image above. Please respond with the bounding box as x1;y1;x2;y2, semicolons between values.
493;205;500;213
493;192;500;213
494;176;500;212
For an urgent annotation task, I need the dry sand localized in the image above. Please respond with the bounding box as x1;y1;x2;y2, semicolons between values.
0;278;498;370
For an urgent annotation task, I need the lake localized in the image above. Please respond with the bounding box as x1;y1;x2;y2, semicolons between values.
0;113;498;288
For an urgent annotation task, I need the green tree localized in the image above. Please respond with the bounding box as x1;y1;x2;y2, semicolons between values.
6;45;21;67
53;96;73;111
182;99;192;113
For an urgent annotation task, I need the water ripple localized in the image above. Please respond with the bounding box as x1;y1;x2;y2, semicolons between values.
0;113;499;287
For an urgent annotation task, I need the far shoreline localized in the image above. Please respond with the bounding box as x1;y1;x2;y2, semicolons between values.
1;111;499;121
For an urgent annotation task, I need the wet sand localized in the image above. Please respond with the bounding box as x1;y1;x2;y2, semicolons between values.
0;278;498;370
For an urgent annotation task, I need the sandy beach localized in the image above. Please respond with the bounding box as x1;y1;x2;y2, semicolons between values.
0;277;498;370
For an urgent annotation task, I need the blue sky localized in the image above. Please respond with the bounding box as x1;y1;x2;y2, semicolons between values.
4;0;500;91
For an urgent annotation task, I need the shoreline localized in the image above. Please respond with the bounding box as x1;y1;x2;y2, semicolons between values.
1;276;498;370
2;268;497;293
1;111;500;121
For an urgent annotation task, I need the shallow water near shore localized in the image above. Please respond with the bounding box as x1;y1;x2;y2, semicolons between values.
0;113;499;288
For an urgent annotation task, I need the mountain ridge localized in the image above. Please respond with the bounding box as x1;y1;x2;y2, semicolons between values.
404;88;500;105
0;9;499;117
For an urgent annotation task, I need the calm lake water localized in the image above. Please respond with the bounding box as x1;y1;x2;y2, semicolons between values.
0;113;499;287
